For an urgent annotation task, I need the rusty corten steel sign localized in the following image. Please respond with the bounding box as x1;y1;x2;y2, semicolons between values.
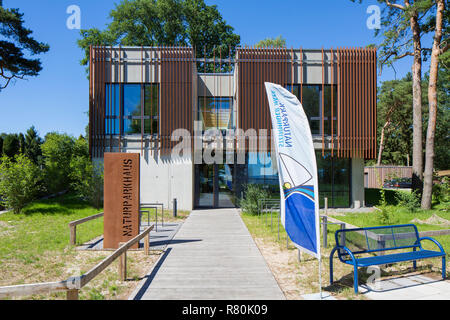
103;153;140;249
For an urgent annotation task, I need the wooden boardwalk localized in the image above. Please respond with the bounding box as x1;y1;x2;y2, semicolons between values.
130;209;285;300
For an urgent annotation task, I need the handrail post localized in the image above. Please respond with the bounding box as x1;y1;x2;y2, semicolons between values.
144;233;150;255
70;225;76;246
118;242;127;281
322;216;328;248
67;289;79;300
173;198;177;217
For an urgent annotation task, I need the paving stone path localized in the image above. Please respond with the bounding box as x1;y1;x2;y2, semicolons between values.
360;274;450;300
130;209;285;300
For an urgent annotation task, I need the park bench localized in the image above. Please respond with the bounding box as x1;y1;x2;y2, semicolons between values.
329;224;446;294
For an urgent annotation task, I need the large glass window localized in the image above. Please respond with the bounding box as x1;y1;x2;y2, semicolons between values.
198;97;234;131
238;151;351;207
316;151;351;208
104;83;159;135
123;84;142;134
286;84;337;136
246;152;279;194
323;85;338;135
105;84;121;135
144;84;159;135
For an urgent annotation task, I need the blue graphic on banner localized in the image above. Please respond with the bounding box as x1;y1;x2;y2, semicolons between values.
284;185;317;253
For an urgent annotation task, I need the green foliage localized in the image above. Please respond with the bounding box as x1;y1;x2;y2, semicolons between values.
376;187;395;225
18;133;25;154
255;35;286;48
376;205;396;225
240;184;269;215
41;133;76;194
24;126;43;165
395;190;420;212
365;188;399;206
428;65;450;171
375;67;449;168
0;154;42;214
350;0;436;71
0;5;49;90
2;134;20;158
376;73;416;165
77;0;240;73
70;155;104;209
433;176;449;206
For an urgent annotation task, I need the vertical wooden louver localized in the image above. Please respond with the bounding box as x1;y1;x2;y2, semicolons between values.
89;46;107;158
160;47;194;154
237;47;290;152
337;47;377;159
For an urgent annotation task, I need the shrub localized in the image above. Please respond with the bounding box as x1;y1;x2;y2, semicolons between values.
240;184;269;215
433;176;449;206
2;134;20;158
41;133;76;193
70;156;104;209
376;205;395;225
0;155;43;214
395;190;420;212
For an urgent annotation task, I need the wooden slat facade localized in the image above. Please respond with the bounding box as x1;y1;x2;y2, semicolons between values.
236;47;290;152
160;47;194;154
89;47;194;157
337;47;377;159
90;46;376;159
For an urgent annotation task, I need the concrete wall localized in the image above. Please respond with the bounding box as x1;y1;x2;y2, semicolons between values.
291;49;338;85
351;157;365;208
94;137;194;211
139;152;193;211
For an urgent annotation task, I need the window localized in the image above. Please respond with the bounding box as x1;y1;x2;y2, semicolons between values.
246;152;279;193
302;85;321;134
105;84;120;135
123;84;142;135
323;85;338;135
104;83;159;135
144;84;159;135
239;151;351;207
316;151;351;208
285;84;337;136
198;97;234;131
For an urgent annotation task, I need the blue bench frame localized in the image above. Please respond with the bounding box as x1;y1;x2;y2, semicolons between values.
329;224;447;294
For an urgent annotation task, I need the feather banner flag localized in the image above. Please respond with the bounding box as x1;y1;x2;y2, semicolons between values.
265;82;320;258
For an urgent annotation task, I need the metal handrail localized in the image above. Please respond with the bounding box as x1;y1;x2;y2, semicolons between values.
141;203;165;226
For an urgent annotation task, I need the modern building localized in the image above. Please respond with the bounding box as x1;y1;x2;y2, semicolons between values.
89;46;377;211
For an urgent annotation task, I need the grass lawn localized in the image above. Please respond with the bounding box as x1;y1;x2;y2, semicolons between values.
0;194;165;300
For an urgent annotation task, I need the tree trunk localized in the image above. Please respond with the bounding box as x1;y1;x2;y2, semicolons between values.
377;121;390;166
377;121;389;166
410;11;423;195
421;0;445;209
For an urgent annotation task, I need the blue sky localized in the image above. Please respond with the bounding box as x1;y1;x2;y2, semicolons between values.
0;0;427;137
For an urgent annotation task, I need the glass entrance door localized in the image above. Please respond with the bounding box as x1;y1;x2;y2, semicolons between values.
197;164;215;207
195;163;236;208
217;163;235;207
